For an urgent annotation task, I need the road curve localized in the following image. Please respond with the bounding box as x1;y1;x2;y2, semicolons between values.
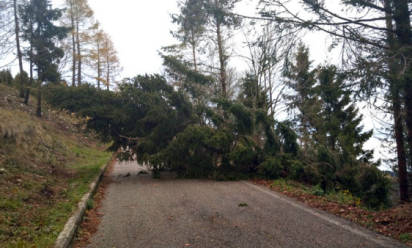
86;161;406;248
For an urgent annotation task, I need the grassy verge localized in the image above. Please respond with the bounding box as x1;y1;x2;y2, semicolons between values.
0;84;113;247
254;179;412;246
0;142;111;248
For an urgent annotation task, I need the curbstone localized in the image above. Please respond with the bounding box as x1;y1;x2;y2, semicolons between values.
54;156;114;248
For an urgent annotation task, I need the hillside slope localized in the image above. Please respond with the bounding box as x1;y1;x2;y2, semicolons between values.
0;84;112;247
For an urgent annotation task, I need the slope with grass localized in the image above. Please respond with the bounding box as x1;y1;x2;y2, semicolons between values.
0;84;112;248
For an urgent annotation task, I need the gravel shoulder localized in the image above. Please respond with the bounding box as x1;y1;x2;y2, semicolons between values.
86;161;406;248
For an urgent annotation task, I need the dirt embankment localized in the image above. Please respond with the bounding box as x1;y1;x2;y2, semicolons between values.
0;84;112;247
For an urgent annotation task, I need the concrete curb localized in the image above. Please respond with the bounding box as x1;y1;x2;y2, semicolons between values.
54;156;114;248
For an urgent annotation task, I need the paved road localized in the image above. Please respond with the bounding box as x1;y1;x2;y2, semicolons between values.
86;161;406;248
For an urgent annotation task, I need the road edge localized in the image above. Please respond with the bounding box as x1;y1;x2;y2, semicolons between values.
54;154;116;248
244;181;408;248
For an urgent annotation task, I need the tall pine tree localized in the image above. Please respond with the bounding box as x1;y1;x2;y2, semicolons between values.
172;0;207;72
20;0;68;117
285;45;321;155
316;66;373;164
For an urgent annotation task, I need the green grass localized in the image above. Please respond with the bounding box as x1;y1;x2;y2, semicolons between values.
270;179;362;207
32;145;111;248
0;86;113;248
0;143;111;248
399;233;411;242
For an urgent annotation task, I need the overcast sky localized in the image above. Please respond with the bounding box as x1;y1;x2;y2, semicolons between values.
41;0;342;81
54;0;334;79
86;0;179;77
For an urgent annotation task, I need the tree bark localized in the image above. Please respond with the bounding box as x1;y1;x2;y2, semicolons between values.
76;19;82;86
385;0;409;202
106;66;110;91
70;0;76;87
393;89;408;201
24;41;33;105
13;0;24;98
191;29;198;72
97;41;101;89
214;0;227;98
106;52;110;91
268;69;274;116
216;21;226;98
393;0;412;201
36;83;42;117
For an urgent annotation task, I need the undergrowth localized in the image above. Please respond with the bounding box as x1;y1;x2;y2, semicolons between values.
271;179;362;208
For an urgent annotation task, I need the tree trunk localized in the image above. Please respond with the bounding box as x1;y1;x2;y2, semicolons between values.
76;19;82;86
106;61;110;91
390;0;411;201
24;88;30;104
393;0;412;201
106;72;110;90
13;0;24;98
97;42;101;89
214;0;227;98
216;22;226;98
268;69;274;116
36;83;42;117
393;89;409;201
70;1;76;87
24;42;33;105
191;29;198;72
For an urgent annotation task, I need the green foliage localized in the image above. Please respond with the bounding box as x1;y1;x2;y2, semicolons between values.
258;154;304;180
0;70;13;85
270;178;294;191
163;55;213;87
228;137;259;174
276;121;299;155
303;165;322;185
239;74;268;109
163;125;216;178
203;0;241;27
336;166;361;194
13;72;29;88
358;166;391;208
316;65;373;163
86;199;94;210
324;190;362;207
310;184;325;196
399;233;411;242
283;46;389;207
258;156;283;179
45;84;124;142
171;0;207;49
229;103;253;135
285;44;321;150
20;0;69;82
284;156;305;180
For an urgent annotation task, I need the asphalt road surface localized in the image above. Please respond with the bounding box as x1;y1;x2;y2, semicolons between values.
86;161;406;248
